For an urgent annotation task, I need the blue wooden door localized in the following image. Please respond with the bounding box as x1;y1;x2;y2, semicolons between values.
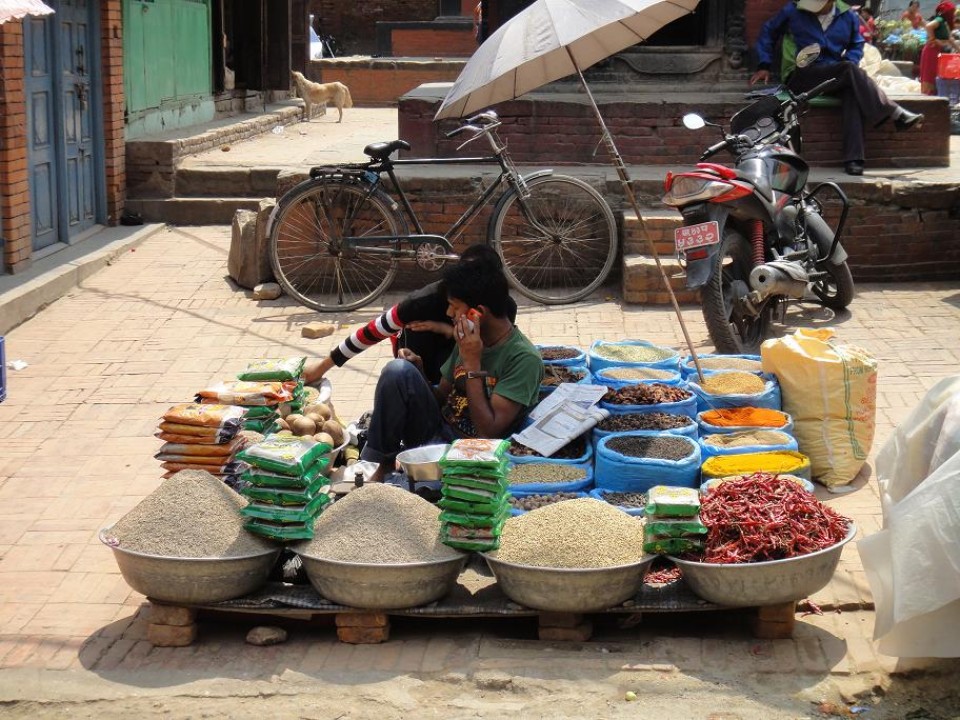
25;0;101;254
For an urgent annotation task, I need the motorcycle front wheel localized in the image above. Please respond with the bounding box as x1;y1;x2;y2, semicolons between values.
701;228;772;354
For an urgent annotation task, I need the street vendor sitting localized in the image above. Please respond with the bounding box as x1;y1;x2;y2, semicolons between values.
359;256;543;483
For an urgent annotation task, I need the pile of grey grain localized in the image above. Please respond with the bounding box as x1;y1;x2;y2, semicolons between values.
296;483;462;564
491;498;646;569
108;469;275;557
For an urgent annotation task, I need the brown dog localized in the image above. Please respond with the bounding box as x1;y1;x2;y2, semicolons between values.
291;71;353;123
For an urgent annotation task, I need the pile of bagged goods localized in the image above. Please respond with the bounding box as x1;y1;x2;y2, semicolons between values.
103;329;874;620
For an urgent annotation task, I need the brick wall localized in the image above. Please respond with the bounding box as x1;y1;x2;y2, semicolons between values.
0;22;30;273
312;60;464;105
101;1;126;225
313;0;437;55
391;28;477;57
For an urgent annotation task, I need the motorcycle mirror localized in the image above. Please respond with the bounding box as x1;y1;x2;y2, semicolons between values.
682;113;707;130
796;43;821;69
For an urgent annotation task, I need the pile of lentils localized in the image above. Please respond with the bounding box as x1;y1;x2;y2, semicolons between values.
510;435;586;459
597;491;647;509
605;435;694;461
593;343;675;363
600;367;676;381
698;371;766;395
703;430;791;448
541;366;588;387
696;356;763;372
296;483;462;564
107;469;276;557
508;463;588;485
540;347;581;361
493;498;647;568
509;491;584;511
598;412;692;433
602;383;691;405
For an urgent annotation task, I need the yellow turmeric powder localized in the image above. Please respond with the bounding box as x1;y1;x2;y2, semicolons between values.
701;451;811;479
700;407;789;428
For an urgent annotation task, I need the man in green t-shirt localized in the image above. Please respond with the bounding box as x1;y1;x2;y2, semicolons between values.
360;256;543;482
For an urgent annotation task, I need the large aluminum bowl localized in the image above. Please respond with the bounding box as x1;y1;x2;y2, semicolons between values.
669;523;857;607
296;551;466;609
396;443;449;482
483;554;655;613
100;529;280;604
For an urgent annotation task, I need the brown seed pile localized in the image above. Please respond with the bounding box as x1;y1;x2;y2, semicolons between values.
697;356;763;372
702;430;792;448
509;492;584;511
540;347;581;361
493;498;647;568
510;435;587;459
602;383;691;405
508;463;588;485
601;367;676;381
297;483;462;564
605;435;694;461
108;470;276;557
699;371;766;395
541;366;588;387
597;491;647;509
593;343;675;363
598;412;692;432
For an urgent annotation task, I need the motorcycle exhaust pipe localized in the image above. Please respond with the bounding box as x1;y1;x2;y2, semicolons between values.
749;262;808;300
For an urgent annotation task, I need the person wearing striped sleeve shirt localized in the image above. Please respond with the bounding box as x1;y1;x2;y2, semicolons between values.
303;245;518;385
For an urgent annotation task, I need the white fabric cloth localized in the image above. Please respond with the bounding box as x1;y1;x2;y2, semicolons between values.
0;0;54;23
858;376;960;657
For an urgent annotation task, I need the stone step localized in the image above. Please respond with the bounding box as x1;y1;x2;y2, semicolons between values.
623;208;683;256
125;198;263;225
175;168;280;198
622;254;700;305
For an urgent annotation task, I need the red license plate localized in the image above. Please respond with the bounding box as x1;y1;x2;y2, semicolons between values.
675;221;720;252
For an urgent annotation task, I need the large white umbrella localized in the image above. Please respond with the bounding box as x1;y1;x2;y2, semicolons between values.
436;0;707;378
0;0;54;23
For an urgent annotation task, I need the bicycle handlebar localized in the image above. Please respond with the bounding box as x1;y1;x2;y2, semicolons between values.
444;110;501;138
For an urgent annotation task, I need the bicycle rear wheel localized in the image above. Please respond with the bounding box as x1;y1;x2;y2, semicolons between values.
270;180;403;312
488;174;618;304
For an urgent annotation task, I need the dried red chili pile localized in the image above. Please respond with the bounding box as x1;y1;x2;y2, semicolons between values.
696;473;850;564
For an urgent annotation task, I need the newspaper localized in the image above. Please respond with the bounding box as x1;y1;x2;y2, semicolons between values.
513;383;609;457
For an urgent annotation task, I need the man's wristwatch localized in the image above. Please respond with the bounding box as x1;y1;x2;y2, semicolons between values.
466;370;489;380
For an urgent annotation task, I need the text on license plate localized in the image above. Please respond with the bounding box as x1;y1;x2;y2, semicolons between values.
675;221;720;252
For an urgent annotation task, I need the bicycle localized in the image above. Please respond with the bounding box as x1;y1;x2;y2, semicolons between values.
267;111;618;312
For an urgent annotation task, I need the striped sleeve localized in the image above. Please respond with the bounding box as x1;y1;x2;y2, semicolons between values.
330;305;404;366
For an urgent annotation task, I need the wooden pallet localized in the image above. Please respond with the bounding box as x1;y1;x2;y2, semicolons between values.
145;558;796;646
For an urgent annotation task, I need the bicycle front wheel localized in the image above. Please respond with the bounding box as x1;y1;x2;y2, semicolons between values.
270;180;403;312
489;174;618;304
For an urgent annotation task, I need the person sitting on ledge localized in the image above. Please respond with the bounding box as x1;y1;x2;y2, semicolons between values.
750;0;925;177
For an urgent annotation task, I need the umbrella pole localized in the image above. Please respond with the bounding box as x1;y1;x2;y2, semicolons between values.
568;51;705;383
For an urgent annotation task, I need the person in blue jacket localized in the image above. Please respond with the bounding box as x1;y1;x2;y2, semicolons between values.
749;0;924;176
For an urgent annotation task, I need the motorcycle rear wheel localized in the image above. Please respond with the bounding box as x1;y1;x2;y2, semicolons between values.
811;260;855;310
701;228;772;354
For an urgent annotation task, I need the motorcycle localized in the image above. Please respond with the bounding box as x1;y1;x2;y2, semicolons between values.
661;74;854;354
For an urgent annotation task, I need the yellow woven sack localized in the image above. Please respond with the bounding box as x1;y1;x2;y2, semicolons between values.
760;329;878;488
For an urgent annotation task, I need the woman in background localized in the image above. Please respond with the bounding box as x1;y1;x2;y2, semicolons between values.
920;2;959;94
901;0;925;29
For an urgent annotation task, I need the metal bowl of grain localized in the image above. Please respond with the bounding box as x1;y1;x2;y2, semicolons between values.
396;443;449;482
296;552;467;609
668;522;857;607
100;529;280;605
483;554;655;613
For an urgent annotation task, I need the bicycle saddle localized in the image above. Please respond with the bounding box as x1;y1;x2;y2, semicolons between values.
363;139;411;160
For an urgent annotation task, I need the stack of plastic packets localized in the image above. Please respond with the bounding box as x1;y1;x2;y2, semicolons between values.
236;358;307;433
155;403;248;480
642;485;708;555
235;434;332;541
195;379;295;436
437;439;511;552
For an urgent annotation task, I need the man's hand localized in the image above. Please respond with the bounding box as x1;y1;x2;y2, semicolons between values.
397;347;424;375
454;314;483;370
405;320;454;338
750;69;771;86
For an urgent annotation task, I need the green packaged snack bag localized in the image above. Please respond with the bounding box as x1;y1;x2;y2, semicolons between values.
438;507;509;529
642;537;704;555
237;357;306;382
236;435;332;476
644;518;708;538
240;493;330;523
243;406;279;419
440;462;509;480
441;484;504;504
244;518;314;541
440;439;510;468
440;527;500;551
645;485;701;518
438;494;510;516
242;458;329;488
442;474;508;493
441;523;503;541
242;478;331;506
